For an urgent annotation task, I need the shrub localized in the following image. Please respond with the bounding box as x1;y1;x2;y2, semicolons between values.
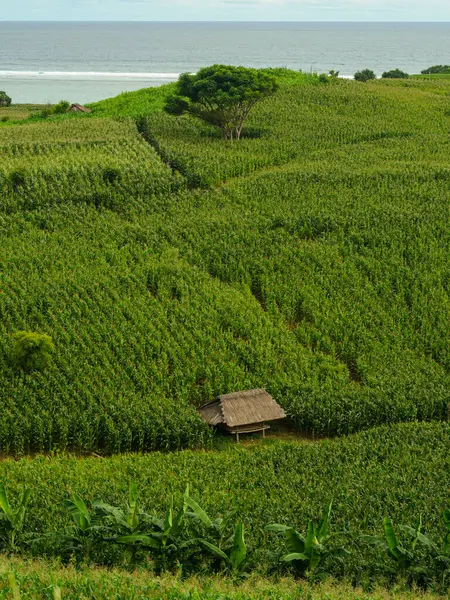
11;331;55;372
40;100;70;118
0;91;12;107
382;69;410;79
52;100;70;115
9;169;27;190
421;65;450;75
354;70;376;82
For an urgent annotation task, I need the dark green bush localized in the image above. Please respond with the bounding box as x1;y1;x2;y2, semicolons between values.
11;331;55;372
9;169;27;190
354;70;376;82
382;69;410;79
421;65;450;74
0;91;12;107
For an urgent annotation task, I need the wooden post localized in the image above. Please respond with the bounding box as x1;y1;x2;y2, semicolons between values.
262;423;265;438
236;431;240;443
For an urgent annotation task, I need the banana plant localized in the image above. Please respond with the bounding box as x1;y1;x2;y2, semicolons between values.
399;511;450;584
55;493;106;562
198;522;248;573
184;489;237;545
94;482;145;565
265;500;347;577
115;485;191;573
361;515;434;582
362;516;416;573
0;483;32;552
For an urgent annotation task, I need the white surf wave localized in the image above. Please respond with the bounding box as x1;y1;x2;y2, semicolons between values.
0;71;180;80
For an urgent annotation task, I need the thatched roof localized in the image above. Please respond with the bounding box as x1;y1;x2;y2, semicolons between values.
69;104;92;113
198;389;286;428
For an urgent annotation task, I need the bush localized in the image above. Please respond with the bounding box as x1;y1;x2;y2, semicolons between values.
11;331;55;372
354;70;376;83
382;69;410;79
421;65;450;75
9;169;27;190
40;100;70;118
0;91;12;107
53;100;70;115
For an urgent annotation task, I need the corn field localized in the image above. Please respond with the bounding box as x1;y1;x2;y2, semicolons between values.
0;74;448;454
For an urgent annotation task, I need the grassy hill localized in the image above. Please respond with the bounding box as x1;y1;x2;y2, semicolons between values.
0;73;449;454
0;71;449;595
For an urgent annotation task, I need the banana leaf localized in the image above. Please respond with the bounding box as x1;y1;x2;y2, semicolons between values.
317;500;332;542
383;517;404;560
184;493;213;528
64;494;91;530
399;524;438;553
230;523;246;571
281;552;309;562
265;524;290;533
285;528;305;554
127;481;139;531
0;484;13;522
198;538;230;562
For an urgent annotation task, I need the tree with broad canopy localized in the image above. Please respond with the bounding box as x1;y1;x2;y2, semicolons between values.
164;65;278;141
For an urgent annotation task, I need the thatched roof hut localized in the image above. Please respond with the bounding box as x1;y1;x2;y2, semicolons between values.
198;389;286;441
69;104;92;113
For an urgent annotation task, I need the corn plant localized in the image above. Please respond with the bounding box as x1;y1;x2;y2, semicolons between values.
0;484;32;552
266;501;348;577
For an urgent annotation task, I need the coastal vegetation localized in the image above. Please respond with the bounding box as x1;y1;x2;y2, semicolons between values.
420;65;450;74
382;69;409;79
354;69;376;82
0;69;448;596
0;91;11;107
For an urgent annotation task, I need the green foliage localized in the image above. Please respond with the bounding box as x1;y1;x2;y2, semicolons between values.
0;77;449;453
382;69;410;79
0;92;12;107
1;560;444;600
354;70;376;82
0;118;182;213
421;65;450;74
266;501;348;577
52;100;70;115
199;523;248;573
165;65;278;140
39;100;70;119
362;514;450;586
0;484;32;552
0;423;447;587
11;331;54;372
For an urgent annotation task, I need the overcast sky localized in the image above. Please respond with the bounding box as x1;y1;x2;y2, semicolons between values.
1;0;449;22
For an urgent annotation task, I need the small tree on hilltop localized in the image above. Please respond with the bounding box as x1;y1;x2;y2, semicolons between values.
11;331;55;372
165;65;278;141
354;69;376;83
0;91;11;107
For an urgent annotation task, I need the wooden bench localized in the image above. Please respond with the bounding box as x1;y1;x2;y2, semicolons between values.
225;423;270;442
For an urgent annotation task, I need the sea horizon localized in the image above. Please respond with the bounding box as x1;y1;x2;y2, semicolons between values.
1;21;449;104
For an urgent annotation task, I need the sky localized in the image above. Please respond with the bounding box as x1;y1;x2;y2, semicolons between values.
1;0;449;22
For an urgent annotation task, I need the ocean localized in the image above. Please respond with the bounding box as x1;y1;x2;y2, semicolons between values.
1;21;449;104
